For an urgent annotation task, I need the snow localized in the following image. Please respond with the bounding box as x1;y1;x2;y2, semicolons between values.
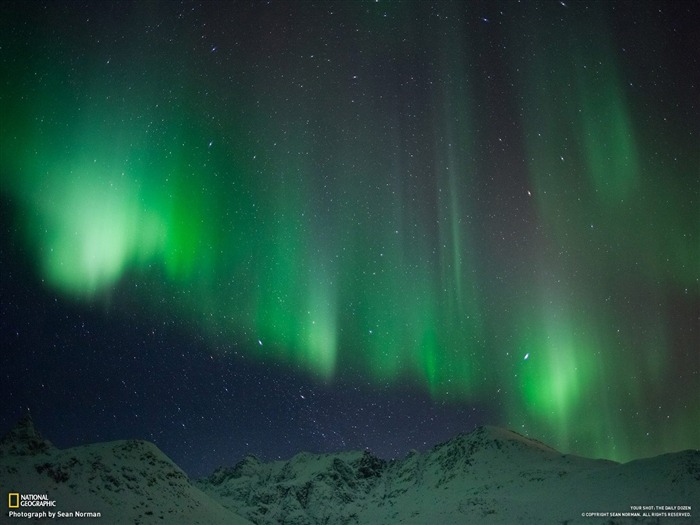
197;425;699;525
2;416;697;524
0;414;252;524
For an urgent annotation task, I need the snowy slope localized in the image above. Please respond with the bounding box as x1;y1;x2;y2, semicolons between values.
0;414;252;524
2;416;696;524
197;425;700;525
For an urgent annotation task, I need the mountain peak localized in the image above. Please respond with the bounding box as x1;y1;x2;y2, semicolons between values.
206;453;262;485
434;424;560;459
479;425;560;453
467;424;548;444
0;412;54;457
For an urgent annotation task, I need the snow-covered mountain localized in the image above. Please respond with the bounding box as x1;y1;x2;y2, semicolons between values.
0;414;252;524
196;425;699;525
2;416;697;524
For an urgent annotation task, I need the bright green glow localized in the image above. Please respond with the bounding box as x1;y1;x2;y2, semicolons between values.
20;159;163;296
303;272;338;380
38;172;153;294
515;297;600;447
10;150;217;297
0;1;697;464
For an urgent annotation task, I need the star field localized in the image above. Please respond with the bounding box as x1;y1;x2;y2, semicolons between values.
1;1;698;477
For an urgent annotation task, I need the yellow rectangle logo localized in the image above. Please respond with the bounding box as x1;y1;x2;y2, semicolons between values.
8;493;20;508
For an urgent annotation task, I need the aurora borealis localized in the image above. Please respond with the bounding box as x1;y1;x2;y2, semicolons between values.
1;1;698;477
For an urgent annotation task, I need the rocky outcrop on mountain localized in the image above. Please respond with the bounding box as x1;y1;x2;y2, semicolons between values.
0;412;54;457
197;425;699;525
198;449;387;525
0;417;252;525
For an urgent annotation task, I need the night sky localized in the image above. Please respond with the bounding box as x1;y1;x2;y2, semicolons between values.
1;1;698;478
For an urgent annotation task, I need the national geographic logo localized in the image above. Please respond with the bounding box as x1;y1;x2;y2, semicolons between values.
7;492;57;507
6;492;102;519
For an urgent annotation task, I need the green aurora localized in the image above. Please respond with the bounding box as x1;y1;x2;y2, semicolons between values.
1;1;698;462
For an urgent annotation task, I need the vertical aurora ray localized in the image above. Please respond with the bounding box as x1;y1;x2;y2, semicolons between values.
303;264;338;380
511;3;698;288
512;288;607;451
248;139;339;380
432;14;485;397
506;2;699;461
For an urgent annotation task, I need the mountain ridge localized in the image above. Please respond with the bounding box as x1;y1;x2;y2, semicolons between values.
1;416;697;524
0;414;252;524
194;423;697;525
